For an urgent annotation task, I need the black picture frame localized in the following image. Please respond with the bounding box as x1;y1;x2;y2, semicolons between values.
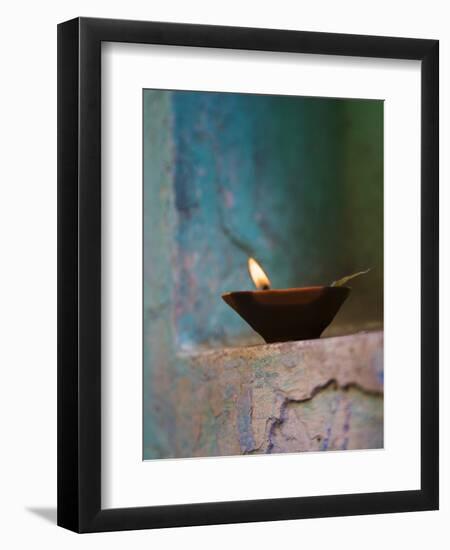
57;16;439;533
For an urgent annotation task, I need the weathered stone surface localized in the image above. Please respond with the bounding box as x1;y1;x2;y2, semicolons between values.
144;331;383;459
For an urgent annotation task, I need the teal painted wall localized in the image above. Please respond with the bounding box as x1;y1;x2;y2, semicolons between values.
144;90;383;349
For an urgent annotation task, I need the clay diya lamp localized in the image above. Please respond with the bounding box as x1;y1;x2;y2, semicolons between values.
222;258;368;344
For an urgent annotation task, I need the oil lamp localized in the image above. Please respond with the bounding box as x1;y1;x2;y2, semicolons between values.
222;258;367;344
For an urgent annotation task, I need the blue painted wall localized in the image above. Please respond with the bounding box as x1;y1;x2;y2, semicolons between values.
143;90;383;349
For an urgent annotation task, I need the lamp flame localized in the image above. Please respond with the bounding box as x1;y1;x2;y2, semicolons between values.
248;257;271;290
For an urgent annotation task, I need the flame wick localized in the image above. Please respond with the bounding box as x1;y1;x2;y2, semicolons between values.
248;257;271;290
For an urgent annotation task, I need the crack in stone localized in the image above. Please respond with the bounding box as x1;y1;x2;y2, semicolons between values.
261;378;382;454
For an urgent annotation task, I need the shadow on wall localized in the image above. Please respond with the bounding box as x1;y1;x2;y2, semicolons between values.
26;507;57;525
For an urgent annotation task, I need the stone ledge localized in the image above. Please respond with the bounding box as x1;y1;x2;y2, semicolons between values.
181;330;383;396
150;331;384;459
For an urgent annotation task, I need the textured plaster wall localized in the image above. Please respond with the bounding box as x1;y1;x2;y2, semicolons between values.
145;90;383;348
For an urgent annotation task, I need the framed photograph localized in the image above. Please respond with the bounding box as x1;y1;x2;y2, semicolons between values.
57;17;438;532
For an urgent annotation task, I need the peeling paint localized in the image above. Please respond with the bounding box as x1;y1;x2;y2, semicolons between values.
144;331;384;459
